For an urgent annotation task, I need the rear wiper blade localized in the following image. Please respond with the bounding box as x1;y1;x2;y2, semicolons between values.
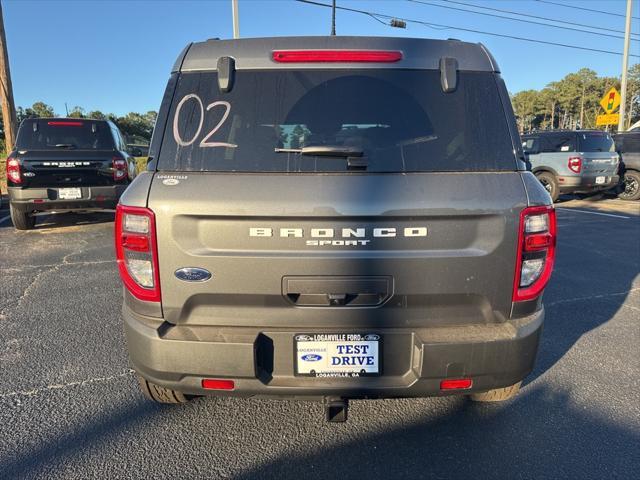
54;143;76;149
275;145;364;158
274;145;367;170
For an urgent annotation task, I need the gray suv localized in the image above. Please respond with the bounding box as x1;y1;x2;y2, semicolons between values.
116;37;555;421
522;130;619;202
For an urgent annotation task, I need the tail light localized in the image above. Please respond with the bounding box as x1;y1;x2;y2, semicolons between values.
513;205;557;302
113;157;128;181
272;50;403;63
6;156;22;184
568;156;582;173
115;205;161;302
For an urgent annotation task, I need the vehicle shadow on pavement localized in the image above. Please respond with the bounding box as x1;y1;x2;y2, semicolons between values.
1;385;636;479
0;398;167;477
0;212;115;231
33;212;115;231
233;386;638;479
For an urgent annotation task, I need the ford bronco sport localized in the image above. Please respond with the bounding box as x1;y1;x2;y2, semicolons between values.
7;118;137;230
521;130;619;202
117;37;556;421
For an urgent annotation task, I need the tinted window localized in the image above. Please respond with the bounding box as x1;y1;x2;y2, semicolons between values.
538;133;576;153
614;133;640;153
17;120;115;150
577;132;615;152
158;70;516;173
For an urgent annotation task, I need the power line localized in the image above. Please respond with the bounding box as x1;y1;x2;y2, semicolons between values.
535;0;640;21
295;0;640;58
408;0;638;42
430;0;639;37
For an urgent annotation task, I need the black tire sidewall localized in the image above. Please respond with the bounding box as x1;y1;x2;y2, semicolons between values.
9;203;35;230
618;171;640;201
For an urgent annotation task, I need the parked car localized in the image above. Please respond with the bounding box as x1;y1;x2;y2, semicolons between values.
117;36;555;421
613;130;640;201
521;130;619;202
6;118;137;230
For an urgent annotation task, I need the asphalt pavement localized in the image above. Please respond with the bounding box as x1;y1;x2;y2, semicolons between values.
0;198;638;479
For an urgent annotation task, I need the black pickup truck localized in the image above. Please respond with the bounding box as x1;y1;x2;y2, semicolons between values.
6;118;137;229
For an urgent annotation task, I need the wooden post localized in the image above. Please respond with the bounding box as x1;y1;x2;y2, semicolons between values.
0;0;17;152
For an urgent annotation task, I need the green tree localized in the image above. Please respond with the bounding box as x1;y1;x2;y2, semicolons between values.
86;110;107;120
16;101;56;122
68;106;86;118
113;111;157;140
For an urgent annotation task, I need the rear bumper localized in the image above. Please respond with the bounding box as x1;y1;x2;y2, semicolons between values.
8;185;127;212
558;174;619;193
125;305;544;399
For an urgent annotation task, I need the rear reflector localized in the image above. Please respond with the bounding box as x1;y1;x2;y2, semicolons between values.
47;121;84;127
272;50;403;63
201;379;235;391
440;378;473;390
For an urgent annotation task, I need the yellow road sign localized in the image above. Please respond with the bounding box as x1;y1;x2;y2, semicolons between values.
596;113;619;126
600;87;621;114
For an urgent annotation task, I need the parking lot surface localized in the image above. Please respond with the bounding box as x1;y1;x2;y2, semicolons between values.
0;198;638;479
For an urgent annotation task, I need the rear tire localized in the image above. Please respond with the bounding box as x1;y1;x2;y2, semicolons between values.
535;172;559;203
136;375;191;404
470;381;521;402
618;170;640;201
9;203;36;230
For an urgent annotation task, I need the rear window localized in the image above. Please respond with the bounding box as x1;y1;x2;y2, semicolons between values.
577;132;615;152
537;134;576;153
158;70;516;173
16;120;115;150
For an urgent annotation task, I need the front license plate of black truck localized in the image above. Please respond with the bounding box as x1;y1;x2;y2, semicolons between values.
294;333;380;377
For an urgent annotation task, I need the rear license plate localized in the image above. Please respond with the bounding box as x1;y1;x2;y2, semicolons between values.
58;187;82;199
595;176;606;185
294;333;380;377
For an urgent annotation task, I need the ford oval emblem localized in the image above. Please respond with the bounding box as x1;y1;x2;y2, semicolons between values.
301;354;322;362
174;267;212;282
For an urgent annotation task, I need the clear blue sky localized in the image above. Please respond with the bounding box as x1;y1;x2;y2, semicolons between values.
4;0;638;116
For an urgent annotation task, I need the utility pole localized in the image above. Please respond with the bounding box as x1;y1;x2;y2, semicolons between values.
0;0;17;152
331;0;336;35
231;0;240;39
618;0;632;132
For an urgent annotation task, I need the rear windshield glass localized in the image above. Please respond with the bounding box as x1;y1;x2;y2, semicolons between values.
158;70;516;172
17;120;115;150
577;132;615;152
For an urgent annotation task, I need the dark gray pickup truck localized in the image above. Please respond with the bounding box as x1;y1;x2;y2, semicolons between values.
116;36;556;421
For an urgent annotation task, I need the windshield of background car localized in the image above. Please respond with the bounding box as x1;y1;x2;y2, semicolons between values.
158;69;516;173
578;132;615;153
17;120;115;150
